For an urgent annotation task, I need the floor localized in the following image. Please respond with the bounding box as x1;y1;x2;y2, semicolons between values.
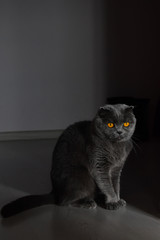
0;138;160;239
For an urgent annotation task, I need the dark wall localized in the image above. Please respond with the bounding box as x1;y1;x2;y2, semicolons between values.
105;0;160;136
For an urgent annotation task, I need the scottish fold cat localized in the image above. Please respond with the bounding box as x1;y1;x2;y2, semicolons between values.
1;104;136;217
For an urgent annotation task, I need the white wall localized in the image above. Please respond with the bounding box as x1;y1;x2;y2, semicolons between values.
0;0;107;132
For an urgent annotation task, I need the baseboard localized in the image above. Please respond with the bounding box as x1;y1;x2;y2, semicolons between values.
0;130;63;141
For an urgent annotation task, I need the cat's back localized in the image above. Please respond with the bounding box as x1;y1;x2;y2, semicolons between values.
59;120;91;143
52;121;91;159
51;121;92;177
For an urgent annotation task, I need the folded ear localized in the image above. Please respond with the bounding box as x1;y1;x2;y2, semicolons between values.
126;105;134;112
98;107;106;118
98;106;112;118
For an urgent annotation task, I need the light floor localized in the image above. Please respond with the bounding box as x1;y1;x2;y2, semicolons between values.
0;138;160;240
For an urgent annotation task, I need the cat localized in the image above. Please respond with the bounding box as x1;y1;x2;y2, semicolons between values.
1;104;136;218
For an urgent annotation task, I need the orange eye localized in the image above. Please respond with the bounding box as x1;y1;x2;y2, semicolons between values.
108;123;114;128
124;122;130;127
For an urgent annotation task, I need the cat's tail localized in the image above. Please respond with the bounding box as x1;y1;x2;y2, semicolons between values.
1;193;55;218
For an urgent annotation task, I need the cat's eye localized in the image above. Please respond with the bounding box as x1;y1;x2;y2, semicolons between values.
124;122;130;127
107;123;114;128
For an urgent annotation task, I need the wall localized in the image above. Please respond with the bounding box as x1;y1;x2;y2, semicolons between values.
1;0;159;135
0;0;107;132
105;1;160;136
106;1;159;98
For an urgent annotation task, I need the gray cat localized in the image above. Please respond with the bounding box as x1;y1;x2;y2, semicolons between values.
1;104;136;217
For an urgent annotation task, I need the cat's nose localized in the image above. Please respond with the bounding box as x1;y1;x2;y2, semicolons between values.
117;130;123;135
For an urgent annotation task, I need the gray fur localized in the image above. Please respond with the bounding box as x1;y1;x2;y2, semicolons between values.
51;104;136;209
1;104;136;217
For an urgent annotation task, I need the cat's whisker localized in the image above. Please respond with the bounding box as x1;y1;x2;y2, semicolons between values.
131;141;137;154
131;138;142;153
132;135;142;143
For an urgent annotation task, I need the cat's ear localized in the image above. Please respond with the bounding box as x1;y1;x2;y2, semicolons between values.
98;106;111;118
98;107;107;118
126;105;134;112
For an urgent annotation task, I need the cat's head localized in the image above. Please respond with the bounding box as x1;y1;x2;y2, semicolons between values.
94;104;136;142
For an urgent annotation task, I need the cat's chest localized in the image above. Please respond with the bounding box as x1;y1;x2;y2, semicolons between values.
90;142;128;166
107;145;126;165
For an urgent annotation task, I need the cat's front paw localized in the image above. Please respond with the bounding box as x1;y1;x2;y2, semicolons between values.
70;199;97;209
105;199;126;210
105;201;120;210
118;199;126;207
